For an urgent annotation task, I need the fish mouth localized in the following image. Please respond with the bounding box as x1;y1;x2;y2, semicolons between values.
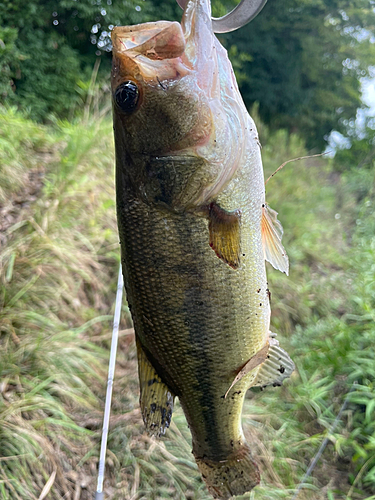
111;0;217;90
111;21;190;87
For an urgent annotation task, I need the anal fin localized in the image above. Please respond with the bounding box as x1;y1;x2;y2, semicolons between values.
253;337;295;388
136;339;175;437
208;202;241;269
224;343;269;398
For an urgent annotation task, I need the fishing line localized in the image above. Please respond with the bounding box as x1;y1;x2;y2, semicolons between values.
265;152;331;186
291;381;357;500
95;263;124;500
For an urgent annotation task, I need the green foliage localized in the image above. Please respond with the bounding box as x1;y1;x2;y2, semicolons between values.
334;132;375;174
0;109;120;498
0;27;23;101
264;135;375;496
0;106;56;203
287;198;375;496
14;30;82;121
220;0;375;150
2;0;375;149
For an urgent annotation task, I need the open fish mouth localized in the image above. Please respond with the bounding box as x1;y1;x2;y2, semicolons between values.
111;0;222;96
111;21;189;83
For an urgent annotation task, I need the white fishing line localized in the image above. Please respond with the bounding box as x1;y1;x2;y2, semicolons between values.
291;382;357;500
95;263;124;500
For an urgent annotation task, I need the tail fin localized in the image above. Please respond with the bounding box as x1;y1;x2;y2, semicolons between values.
195;445;260;499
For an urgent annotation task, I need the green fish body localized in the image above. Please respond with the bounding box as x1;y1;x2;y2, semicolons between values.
111;1;294;497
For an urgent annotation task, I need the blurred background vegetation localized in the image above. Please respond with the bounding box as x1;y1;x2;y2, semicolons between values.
2;0;375;149
1;0;375;499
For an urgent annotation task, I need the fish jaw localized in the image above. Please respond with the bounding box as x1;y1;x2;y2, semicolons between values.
111;0;250;209
111;21;189;85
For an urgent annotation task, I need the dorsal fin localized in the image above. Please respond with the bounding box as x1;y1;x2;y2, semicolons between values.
261;203;289;275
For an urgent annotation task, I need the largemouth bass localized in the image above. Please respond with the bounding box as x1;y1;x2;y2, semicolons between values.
111;0;294;497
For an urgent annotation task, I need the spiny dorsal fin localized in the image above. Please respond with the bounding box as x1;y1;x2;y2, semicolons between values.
261;203;289;275
252;337;295;388
224;343;269;398
208;202;242;269
136;339;174;437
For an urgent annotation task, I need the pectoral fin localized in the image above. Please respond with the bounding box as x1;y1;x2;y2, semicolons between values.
208;202;242;269
252;337;295;388
136;339;175;437
261;204;289;275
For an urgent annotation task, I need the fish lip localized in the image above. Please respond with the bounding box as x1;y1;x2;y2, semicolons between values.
111;22;188;83
110;0;217;93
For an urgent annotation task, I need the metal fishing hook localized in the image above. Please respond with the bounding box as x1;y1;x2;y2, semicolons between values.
176;0;267;33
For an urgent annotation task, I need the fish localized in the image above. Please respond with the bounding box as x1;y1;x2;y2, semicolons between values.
111;0;295;498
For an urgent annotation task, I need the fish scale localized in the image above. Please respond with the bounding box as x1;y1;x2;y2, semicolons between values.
116;151;267;453
112;0;294;497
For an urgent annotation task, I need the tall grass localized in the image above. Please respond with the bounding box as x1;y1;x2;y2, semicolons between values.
0;107;118;499
1;106;375;499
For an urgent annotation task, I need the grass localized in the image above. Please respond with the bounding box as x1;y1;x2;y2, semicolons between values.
1;105;375;499
0;107;118;499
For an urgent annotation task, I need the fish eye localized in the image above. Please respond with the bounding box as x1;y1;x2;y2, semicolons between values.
114;81;139;113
